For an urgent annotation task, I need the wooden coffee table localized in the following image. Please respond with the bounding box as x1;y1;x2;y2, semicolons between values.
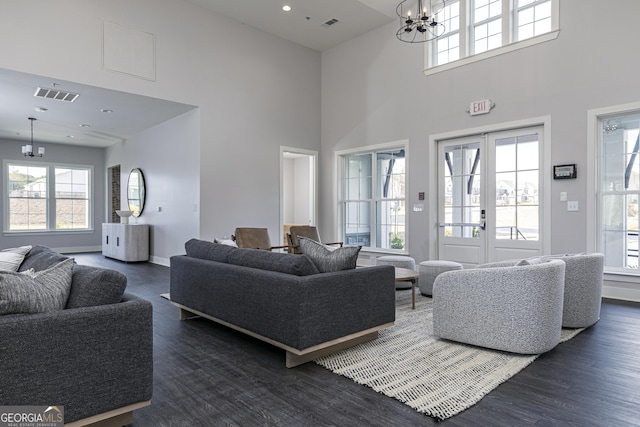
395;267;419;309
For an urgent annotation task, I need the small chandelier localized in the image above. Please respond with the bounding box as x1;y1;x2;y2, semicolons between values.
22;117;45;158
396;0;446;44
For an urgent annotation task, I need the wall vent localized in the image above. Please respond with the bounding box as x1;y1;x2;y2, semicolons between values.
34;87;80;102
322;18;339;27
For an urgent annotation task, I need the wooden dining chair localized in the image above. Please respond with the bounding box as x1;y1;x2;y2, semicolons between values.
232;227;288;251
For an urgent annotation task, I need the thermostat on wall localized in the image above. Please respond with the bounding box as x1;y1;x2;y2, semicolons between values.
553;164;577;179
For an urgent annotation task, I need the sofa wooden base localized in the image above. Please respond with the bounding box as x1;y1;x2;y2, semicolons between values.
172;301;393;368
65;401;150;427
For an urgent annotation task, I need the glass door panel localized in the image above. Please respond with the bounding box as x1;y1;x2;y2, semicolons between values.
438;125;544;266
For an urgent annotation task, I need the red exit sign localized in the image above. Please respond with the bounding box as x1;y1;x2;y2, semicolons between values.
469;99;493;116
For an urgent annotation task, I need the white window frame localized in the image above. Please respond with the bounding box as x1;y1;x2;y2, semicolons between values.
3;160;94;234
470;0;505;55
588;103;640;273
425;0;559;75
435;1;463;67
587;102;640;302
337;141;409;254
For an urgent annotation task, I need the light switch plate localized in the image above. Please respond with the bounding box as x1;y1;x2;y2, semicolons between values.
560;192;567;202
567;201;579;211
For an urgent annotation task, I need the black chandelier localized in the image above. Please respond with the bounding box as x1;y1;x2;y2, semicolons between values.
21;117;45;158
396;0;446;44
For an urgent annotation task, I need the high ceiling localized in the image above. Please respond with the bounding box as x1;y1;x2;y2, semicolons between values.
0;1;401;149
186;0;399;52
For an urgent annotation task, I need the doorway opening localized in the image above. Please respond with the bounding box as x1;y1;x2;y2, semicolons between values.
280;147;317;246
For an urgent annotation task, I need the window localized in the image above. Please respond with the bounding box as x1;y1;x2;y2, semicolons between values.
472;0;503;54
494;133;540;241
516;0;552;41
55;168;90;229
598;112;640;271
430;0;558;69
341;146;407;251
7;165;48;231
5;162;92;232
436;1;461;65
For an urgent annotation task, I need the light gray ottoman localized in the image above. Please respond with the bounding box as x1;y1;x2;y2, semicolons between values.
419;260;463;296
376;255;416;289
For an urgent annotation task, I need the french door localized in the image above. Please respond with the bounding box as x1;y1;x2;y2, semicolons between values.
438;126;544;267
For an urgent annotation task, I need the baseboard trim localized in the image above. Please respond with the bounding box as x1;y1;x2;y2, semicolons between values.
55;246;102;254
149;255;170;267
602;285;640;303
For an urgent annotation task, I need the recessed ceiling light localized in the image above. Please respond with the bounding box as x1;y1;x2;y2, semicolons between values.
34;106;48;112
79;124;91;128
101;109;114;113
282;5;292;12
67;135;75;138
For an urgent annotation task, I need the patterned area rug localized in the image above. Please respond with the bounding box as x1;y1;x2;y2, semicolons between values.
314;292;584;421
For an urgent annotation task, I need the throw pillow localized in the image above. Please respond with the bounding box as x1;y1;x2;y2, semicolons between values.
213;237;238;247
514;259;531;266
0;245;32;272
0;257;74;315
227;248;320;276
66;264;128;309
17;245;68;272
298;237;361;273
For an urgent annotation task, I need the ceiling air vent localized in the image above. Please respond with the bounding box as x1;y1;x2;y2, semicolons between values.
34;87;80;102
322;18;339;28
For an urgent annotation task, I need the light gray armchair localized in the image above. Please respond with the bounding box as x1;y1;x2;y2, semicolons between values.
541;253;604;328
478;253;604;328
432;259;566;354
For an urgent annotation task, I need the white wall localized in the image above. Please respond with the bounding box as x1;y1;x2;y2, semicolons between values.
105;109;199;264
320;0;640;261
0;0;321;257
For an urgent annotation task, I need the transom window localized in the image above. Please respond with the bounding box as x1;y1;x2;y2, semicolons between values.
5;162;92;232
340;146;407;251
472;0;503;54
429;0;558;69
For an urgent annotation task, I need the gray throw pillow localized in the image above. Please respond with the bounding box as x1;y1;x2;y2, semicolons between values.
298;237;361;273
0;258;74;315
17;245;68;272
227;248;319;276
66;264;128;308
0;245;32;272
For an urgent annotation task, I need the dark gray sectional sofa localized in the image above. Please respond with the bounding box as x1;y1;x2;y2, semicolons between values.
170;239;396;367
0;246;153;426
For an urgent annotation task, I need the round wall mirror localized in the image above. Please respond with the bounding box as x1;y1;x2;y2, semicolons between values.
127;168;146;217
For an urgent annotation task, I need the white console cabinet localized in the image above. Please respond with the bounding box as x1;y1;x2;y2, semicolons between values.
102;223;149;262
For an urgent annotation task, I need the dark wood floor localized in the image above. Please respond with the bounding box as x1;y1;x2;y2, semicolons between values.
71;253;640;427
